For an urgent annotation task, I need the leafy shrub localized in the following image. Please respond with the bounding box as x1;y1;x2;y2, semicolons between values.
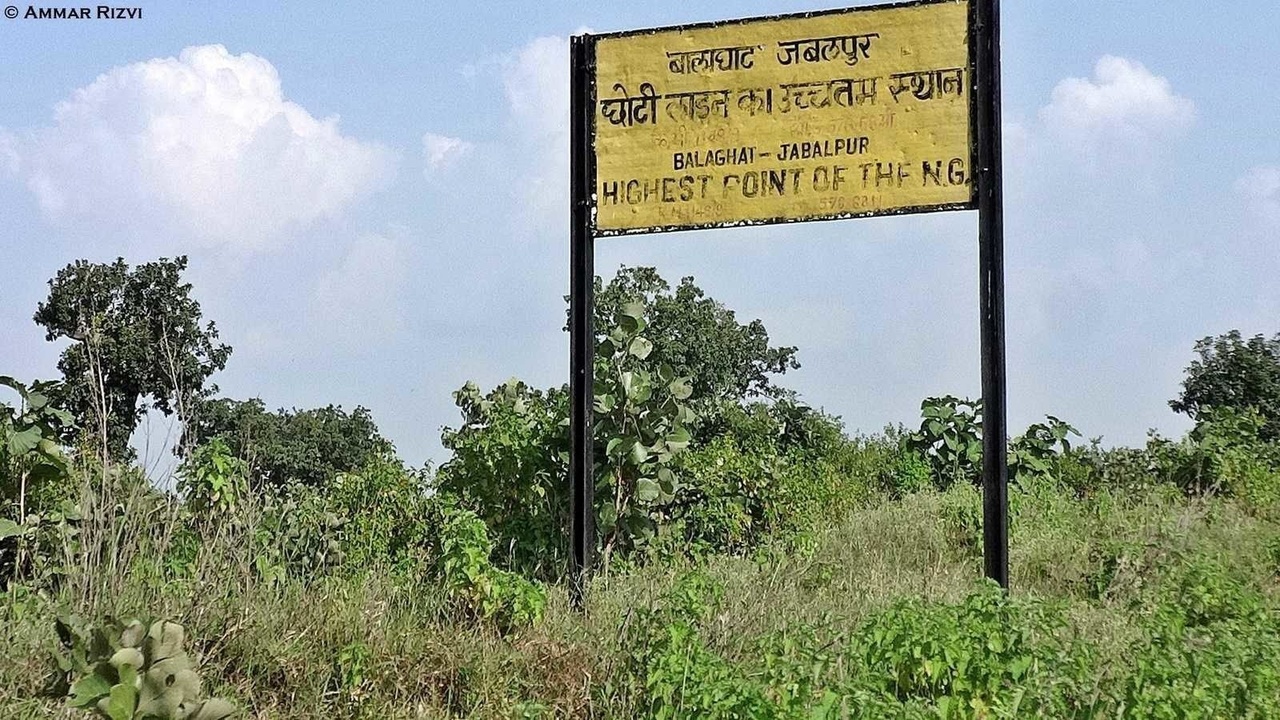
1009;416;1080;484
618;574;1096;719
249;458;433;584
851;583;1092;716
440;303;699;572
323;458;435;575
1;377;80;586
877;433;933;498
1053;436;1181;498
907;396;982;489
53;615;234;719
2;376;77;517
664;401;871;556
1119;557;1280;717
615;571;773;718
1188;408;1280;512
438;379;569;579
1058;409;1280;510
437;502;547;632
907;397;1088;493
247;482;345;585
330;640;372;708
177;439;246;519
592;302;696;562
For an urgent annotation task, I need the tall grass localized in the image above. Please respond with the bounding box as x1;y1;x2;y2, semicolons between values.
2;469;1278;718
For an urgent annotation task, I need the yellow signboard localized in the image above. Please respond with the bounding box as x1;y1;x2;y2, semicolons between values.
591;0;974;235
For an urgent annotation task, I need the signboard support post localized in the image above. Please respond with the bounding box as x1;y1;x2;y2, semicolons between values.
975;0;1009;589
568;35;595;610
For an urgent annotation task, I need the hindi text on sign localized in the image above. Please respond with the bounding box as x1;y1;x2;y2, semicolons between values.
591;0;975;234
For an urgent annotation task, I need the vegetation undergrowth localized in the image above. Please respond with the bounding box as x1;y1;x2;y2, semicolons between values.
3;261;1279;717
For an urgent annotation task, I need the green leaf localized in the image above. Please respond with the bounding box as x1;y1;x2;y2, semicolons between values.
0;518;23;540
622;372;651;402
598;504;618;531
619;313;647;334
637;478;660;502
37;437;61;458
657;363;675;383
619;302;645;320
109;647;144;672
146;621;188;664
98;682;138;720
68;673;113;708
629;441;650;466
8;426;42;455
628;336;654;360
668;379;693;401
665;427;692;453
632;381;652;404
0;376;25;399
186;698;237;720
138;665;189;717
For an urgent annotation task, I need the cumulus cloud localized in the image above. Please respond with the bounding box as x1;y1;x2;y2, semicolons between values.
1236;165;1280;224
7;44;394;251
422;133;472;173
501;35;571;233
1040;56;1194;145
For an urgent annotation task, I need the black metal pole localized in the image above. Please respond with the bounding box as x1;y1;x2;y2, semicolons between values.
975;0;1009;589
568;34;596;610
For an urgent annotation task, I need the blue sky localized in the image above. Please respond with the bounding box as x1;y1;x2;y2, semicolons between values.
1;1;1278;471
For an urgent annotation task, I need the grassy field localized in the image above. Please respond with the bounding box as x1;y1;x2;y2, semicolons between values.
3;474;1277;719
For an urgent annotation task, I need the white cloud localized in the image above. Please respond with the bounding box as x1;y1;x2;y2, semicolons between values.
1040;56;1194;145
0;129;18;176
1236;165;1280;225
422;132;472;173
9;44;394;251
309;231;408;349
501;35;571;234
503;35;570;144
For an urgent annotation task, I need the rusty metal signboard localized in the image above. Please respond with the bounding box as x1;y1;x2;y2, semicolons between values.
567;0;1008;608
591;0;975;234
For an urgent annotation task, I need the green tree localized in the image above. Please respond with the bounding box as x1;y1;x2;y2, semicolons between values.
1171;330;1280;440
184;398;394;489
33;257;231;463
590;267;799;408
